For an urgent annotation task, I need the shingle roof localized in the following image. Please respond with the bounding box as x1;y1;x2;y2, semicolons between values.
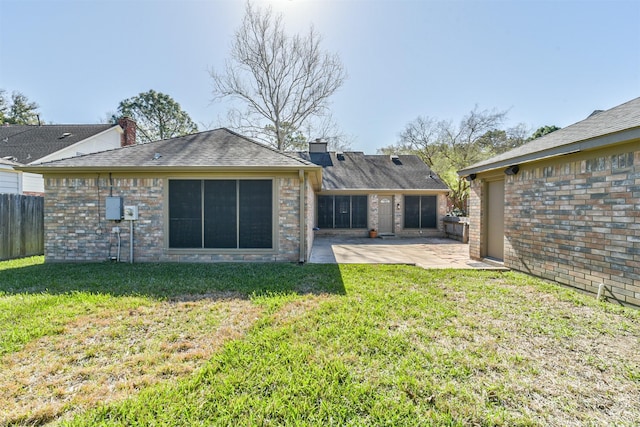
294;151;449;191
459;96;640;175
22;128;317;170
0;124;115;164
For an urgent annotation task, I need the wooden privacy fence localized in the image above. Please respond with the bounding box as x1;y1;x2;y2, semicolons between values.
0;194;44;260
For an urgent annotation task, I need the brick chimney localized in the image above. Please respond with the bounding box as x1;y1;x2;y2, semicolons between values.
118;116;137;146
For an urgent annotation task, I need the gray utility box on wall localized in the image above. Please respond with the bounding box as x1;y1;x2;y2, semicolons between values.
105;197;123;220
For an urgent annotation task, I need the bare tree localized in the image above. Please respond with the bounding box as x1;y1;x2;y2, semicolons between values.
380;107;526;215
300;113;353;152
210;2;347;151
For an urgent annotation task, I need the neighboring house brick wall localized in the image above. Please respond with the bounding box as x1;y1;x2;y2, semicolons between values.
44;174;304;263
471;144;640;306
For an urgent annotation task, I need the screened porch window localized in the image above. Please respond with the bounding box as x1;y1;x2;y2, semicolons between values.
317;195;367;229
169;179;272;249
404;195;437;228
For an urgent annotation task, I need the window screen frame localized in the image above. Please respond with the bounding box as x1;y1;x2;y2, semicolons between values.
166;177;276;253
316;194;368;229
403;195;438;229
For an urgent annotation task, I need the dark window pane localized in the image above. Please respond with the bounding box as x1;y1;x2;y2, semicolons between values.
420;196;437;228
404;196;420;228
352;196;368;228
317;196;333;228
334;195;350;228
169;180;202;248
239;180;272;248
204;180;237;248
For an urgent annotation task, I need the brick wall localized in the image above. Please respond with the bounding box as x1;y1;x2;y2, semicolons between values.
468;180;483;259
314;192;447;237
305;177;315;260
392;192;447;237
469;144;640;306
44;174;304;263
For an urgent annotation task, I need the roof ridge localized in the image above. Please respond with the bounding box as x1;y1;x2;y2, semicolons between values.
0;123;114;128
221;128;316;167
29;128;321;168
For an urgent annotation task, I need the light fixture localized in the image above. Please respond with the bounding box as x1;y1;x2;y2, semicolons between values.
504;165;520;175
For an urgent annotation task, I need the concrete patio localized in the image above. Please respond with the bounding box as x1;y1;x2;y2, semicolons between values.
309;236;503;269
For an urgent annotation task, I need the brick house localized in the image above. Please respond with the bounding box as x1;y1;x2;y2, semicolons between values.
0;118;136;195
296;140;450;238
458;96;640;306
21;128;448;263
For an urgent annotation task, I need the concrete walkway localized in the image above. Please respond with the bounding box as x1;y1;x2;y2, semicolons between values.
309;236;502;269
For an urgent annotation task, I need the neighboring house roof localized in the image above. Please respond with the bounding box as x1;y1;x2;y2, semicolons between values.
20;128;319;172
459;96;640;176
0;124;115;164
295;151;449;191
0;157;22;167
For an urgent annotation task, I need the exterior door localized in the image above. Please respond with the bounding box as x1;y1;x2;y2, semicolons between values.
379;196;393;234
486;180;505;260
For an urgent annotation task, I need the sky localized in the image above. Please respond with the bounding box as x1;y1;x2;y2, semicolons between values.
1;0;639;153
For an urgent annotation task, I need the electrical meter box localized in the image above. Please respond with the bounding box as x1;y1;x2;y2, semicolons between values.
124;205;139;221
105;197;123;220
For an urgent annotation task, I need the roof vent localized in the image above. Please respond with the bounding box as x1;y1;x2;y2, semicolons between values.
391;155;402;165
336;152;345;161
152;153;162;160
58;132;72;139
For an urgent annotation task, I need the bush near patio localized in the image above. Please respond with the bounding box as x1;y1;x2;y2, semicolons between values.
1;257;639;426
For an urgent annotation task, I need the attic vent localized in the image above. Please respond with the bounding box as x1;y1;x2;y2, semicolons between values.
2;156;17;162
58;132;72;139
336;152;345;161
391;155;402;165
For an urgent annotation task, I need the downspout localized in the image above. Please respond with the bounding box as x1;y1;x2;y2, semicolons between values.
299;169;306;263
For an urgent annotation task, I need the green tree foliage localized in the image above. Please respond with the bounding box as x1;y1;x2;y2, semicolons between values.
117;90;198;144
380;107;529;215
528;125;561;141
0;89;41;125
210;2;347;151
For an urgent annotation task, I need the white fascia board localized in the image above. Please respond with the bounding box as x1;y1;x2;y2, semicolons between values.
29;126;121;165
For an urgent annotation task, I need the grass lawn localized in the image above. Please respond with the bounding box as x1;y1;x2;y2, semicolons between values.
1;257;639;426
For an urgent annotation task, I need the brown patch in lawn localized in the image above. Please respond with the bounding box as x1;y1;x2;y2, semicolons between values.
432;281;640;426
0;293;262;426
